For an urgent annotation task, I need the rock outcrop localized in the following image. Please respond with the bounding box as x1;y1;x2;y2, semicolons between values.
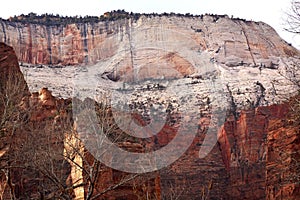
0;14;299;66
1;12;300;200
2;89;299;199
0;42;29;161
0;42;29;100
146;100;299;200
266;96;300;200
0;43;29;199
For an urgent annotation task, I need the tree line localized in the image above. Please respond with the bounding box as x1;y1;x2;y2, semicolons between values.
3;9;247;26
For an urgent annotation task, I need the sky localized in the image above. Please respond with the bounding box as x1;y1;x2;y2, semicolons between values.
0;0;299;49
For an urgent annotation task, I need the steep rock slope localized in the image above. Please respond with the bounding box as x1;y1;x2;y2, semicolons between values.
0;14;298;66
158;103;298;199
0;42;29;156
0;42;28;99
2;14;297;113
1;13;300;199
266;97;300;200
0;42;29;199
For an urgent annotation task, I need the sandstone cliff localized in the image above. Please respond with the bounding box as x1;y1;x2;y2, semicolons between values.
266;101;300;200
0;42;28;99
0;13;299;66
4;13;298;114
157;102;300;199
1;12;300;200
0;42;29;165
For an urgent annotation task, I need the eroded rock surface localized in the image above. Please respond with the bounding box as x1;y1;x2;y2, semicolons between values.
1;13;300;199
0;15;299;66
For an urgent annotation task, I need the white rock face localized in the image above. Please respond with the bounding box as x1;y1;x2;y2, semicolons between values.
18;14;300;120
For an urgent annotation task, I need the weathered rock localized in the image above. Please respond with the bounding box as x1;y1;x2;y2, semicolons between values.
266;97;300;200
155;101;299;200
0;42;29;99
0;42;30;199
0;15;299;68
1;13;300;200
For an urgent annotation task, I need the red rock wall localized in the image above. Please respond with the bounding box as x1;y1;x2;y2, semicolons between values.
1;87;298;199
155;103;300;200
0;21;116;65
266;100;300;200
0;42;29;95
1;42;300;199
0;87;298;200
0;16;299;66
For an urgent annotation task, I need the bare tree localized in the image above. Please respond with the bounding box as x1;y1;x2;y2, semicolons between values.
1;90;145;199
278;0;300;91
266;6;300;196
285;0;300;34
0;67;29;199
68;98;141;200
284;1;300;125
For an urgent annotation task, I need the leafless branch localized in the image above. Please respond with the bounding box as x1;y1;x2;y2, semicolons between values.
285;0;300;34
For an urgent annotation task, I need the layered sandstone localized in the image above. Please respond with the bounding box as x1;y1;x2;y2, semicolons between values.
1;13;300;200
266;97;300;200
0;42;29;98
0;14;299;66
7;14;298;115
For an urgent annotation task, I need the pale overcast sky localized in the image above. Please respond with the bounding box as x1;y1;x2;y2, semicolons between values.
0;0;299;48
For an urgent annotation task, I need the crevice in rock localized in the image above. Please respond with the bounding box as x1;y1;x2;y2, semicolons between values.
0;20;6;43
17;25;22;57
82;23;88;64
226;84;238;120
125;19;135;72
27;24;33;63
236;21;257;66
46;26;52;65
255;81;266;107
271;81;278;96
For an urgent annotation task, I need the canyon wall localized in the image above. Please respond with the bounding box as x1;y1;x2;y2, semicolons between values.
0;14;299;66
266;99;300;199
0;42;28;98
3;14;298;111
1;13;300;199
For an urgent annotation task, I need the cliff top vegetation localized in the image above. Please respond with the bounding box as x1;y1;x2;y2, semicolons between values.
0;9;248;26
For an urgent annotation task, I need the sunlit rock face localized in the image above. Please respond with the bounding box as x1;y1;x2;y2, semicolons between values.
2;14;298;109
1;13;300;199
0;14;299;66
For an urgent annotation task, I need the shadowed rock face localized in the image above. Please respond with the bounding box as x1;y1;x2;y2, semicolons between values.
0;42;29;157
0;42;29;100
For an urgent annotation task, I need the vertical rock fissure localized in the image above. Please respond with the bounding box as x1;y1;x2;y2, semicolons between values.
82;23;88;64
255;81;266;107
46;26;52;64
118;21;124;42
27;24;33;63
0;20;6;43
271;81;278;96
226;84;238;120
257;23;281;57
237;21;257;66
126;19;135;74
17;25;22;58
60;26;64;59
